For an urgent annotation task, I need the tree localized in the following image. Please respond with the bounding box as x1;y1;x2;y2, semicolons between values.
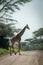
0;23;21;37
25;28;43;50
0;0;32;22
33;28;43;39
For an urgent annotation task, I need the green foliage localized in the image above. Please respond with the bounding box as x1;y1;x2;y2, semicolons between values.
38;44;43;50
33;28;43;37
24;45;29;51
21;44;43;51
0;23;14;36
0;48;8;54
0;23;21;37
24;28;43;51
0;0;32;22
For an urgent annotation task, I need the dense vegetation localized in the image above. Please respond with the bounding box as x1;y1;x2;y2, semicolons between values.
21;28;43;51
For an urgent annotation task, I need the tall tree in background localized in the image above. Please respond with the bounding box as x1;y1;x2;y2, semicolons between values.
0;23;21;37
33;28;43;39
25;28;43;44
33;28;43;44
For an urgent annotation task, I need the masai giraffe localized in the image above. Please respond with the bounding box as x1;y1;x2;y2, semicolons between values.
9;24;30;55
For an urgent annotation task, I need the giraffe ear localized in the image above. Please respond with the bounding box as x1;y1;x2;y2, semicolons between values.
26;24;28;26
26;24;30;30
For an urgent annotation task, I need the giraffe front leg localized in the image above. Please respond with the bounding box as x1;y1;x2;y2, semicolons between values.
13;47;17;55
18;41;21;55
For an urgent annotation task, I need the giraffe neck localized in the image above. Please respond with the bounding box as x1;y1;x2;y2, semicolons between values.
17;26;26;37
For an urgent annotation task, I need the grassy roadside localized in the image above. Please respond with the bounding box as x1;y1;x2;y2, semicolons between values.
0;48;22;56
0;48;9;56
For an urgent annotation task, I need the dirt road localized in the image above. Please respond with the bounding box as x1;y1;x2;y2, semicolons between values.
0;51;43;65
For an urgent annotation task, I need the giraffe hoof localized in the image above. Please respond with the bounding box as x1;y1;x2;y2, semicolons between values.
14;52;17;55
15;53;16;55
10;53;12;56
19;53;21;55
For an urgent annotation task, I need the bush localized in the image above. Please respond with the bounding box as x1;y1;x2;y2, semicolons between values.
0;48;9;54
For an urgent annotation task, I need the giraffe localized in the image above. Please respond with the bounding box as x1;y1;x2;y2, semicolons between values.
9;24;30;55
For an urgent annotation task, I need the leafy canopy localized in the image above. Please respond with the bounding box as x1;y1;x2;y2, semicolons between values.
0;0;32;22
33;28;43;37
0;23;21;37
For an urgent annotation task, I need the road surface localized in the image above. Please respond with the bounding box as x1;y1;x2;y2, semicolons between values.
0;51;43;65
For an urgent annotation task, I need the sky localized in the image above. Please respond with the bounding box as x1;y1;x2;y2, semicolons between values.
13;0;43;41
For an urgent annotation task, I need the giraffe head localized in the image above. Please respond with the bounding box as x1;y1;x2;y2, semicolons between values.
26;24;30;30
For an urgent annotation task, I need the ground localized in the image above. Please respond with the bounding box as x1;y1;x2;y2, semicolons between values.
0;51;43;65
